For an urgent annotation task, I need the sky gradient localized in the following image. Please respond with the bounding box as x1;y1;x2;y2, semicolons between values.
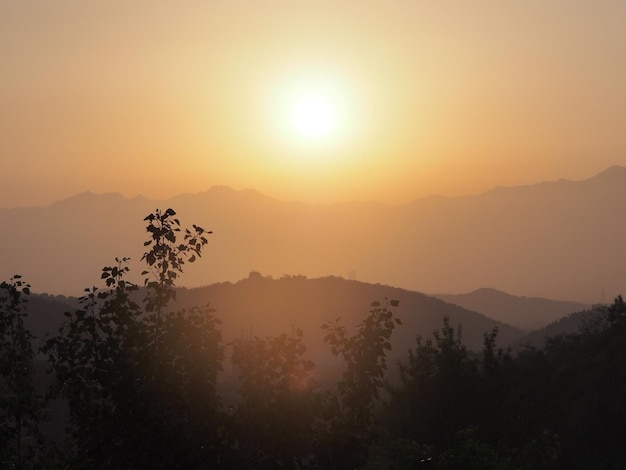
2;0;626;208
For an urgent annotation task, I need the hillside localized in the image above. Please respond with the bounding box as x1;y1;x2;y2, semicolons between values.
23;294;76;347
22;276;524;361
433;288;589;331
514;308;602;349
173;274;524;356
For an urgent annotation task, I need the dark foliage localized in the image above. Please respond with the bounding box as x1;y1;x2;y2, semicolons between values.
0;276;47;468
229;328;319;468
379;298;626;470
317;299;401;469
43;210;224;468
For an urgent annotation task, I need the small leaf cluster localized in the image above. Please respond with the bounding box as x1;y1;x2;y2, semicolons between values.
141;208;210;311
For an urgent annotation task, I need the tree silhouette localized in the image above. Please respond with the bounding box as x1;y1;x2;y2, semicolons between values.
0;276;44;469
44;210;224;468
229;327;319;467
317;299;401;469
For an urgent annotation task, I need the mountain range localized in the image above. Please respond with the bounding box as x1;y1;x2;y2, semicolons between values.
2;166;626;303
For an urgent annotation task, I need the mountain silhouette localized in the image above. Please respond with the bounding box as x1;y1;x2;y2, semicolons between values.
2;167;625;304
513;308;601;349
176;274;525;354
22;276;524;363
433;288;589;331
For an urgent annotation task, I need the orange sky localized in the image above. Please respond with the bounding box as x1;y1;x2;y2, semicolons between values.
2;1;626;208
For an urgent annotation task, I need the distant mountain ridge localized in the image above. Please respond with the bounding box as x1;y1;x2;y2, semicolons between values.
2;167;626;303
433;288;589;331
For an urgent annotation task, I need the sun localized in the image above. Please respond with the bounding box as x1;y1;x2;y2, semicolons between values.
290;92;337;139
266;69;360;155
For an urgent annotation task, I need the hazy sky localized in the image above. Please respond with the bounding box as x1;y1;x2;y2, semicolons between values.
2;0;626;208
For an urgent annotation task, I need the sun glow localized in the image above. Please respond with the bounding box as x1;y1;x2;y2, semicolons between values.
291;92;337;139
269;70;357;152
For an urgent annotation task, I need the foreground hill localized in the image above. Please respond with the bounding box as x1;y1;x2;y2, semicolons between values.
23;276;524;360
515;308;602;348
23;293;76;347
433;288;589;331
173;274;525;357
3;166;626;304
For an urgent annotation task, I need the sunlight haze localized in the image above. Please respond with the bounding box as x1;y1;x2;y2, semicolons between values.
2;1;626;207
4;4;626;466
